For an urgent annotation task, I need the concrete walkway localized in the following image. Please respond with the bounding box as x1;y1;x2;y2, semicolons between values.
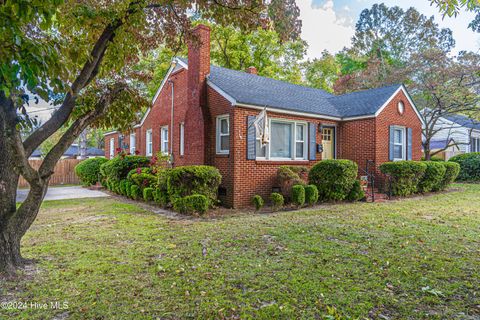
17;186;109;202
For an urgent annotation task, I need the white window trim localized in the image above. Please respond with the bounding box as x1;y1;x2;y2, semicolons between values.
216;115;230;154
256;118;308;161
129;133;136;154
161;126;169;155
393;126;406;161
180;122;185;156
146;129;153;156
109;138;115;159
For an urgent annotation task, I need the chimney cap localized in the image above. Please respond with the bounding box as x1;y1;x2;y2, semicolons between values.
246;66;258;75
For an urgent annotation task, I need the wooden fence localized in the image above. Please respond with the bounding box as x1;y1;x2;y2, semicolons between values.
18;159;82;188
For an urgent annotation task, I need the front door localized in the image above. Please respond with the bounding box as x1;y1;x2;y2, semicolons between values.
321;127;335;160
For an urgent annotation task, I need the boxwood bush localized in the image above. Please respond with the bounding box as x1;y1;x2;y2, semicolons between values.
173;194;209;215
346;180;365;202
436;162;460;191
100;155;150;183
127;167;157;190
276;166;308;199
291;185;305;207
167;166;221;206
449;152;480;181
75;157;108;186
379;161;427;196
153;188;169;207
252;195;264;212
270;193;284;211
304;185;319;206
143;187;154;201
308;160;358;201
130;185;141;200
417;161;446;193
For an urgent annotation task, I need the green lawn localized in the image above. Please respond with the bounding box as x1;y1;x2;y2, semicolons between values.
2;184;480;319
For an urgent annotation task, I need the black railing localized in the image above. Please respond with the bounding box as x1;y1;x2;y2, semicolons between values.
359;160;394;202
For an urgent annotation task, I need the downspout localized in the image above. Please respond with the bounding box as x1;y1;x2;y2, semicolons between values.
168;79;174;166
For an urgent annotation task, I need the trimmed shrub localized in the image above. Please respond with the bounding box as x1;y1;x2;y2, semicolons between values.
252;195;264;212
291;185;305;207
167;166;221;206
173;194;209;215
449;152;480;181
379;161;427;196
308;160;358;201
127;167;156;190
417;161;446;193
270;193;284;211
421;155;444;162
277;166;308;199
304;185;319;206
125;181;132;198
346;180;365;201
75;157;108;186
100;155;150;183
130;185;141;200
153;188;169;207
143;187;154;201
436;162;460;191
119;179;128;196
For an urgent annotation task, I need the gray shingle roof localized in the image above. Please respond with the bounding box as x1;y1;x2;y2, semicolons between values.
178;57;404;119
443;113;480;130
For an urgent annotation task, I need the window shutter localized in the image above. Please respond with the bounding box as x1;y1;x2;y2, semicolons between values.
247;115;256;160
407;127;412;160
309;122;317;160
389;125;395;161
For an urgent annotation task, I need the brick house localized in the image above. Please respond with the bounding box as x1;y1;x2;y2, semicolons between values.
104;24;424;208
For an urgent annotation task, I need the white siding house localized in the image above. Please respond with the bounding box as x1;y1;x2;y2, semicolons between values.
428;113;480;159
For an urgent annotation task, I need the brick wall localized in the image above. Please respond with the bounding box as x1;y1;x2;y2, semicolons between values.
337;118;376;170
375;90;423;164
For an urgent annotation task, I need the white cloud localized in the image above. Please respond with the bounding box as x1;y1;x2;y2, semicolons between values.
297;0;356;59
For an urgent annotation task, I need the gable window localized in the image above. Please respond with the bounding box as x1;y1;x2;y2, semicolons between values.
146;129;153;156
180;122;185;156
256;119;307;160
393;126;406;161
216;115;230;154
109;138;115;159
161;126;169;154
129;133;136;154
472;137;480;152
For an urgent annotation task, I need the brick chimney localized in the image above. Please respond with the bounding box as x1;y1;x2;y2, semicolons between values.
185;24;211;165
246;66;257;75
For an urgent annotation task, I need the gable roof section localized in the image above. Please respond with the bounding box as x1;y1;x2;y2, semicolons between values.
327;84;402;118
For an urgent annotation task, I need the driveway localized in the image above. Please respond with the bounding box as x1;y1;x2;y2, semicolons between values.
17;186;109;202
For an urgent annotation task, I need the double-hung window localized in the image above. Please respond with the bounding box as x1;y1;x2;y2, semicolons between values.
393;126;406;161
180;122;185;156
161;126;169;154
256;119;307;160
216;115;230;154
109;138;115;159
471;137;480;152
146;129;153;156
129;133;136;154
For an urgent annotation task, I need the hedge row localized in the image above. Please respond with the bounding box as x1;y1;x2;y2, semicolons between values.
380;160;460;196
449;152;480;182
98;154;221;215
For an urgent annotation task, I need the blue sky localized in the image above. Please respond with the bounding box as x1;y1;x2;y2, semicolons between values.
299;0;480;59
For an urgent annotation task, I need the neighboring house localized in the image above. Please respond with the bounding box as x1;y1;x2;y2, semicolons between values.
30;144;104;160
427;113;480;160
104;24;424;208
